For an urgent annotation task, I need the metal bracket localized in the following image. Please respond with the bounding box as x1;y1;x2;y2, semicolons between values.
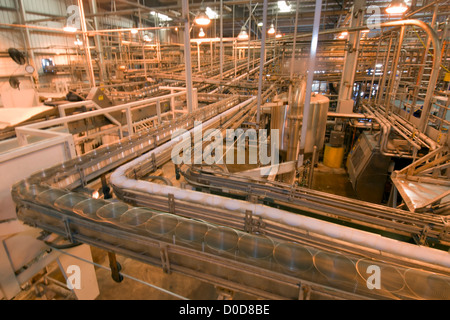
438;218;450;241
62;218;74;244
76;166;87;187
107;251;123;283
216;286;234;300
159;244;171;274
168;193;175;214
247;194;258;204
414;224;433;246
298;282;311;300
150;152;157;170
244;210;266;234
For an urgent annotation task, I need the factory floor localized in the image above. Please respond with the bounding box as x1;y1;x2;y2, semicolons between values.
89;161;357;300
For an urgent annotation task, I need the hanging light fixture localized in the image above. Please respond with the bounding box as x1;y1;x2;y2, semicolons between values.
131;28;138;34
199;28;206;37
386;0;409;14
143;33;153;42
74;36;83;46
195;11;211;25
267;24;276;35
194;4;211;26
237;26;249;40
275;32;282;38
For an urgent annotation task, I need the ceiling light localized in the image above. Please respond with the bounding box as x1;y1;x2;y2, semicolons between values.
194;11;211;26
237;26;249;40
150;11;172;21
386;0;409;14
268;24;275;35
63;26;77;33
199;28;206;37
74;38;83;46
338;31;348;39
131;28;138;34
278;1;291;13
143;33;153;42
257;22;264;27
275;33;282;38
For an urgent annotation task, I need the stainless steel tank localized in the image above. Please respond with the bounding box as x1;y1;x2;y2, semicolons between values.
303;93;329;154
286;79;307;161
281;80;329;161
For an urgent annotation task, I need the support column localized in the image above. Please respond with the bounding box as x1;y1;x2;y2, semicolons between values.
288;0;300;104
16;0;39;85
297;0;323;168
181;0;194;113
78;0;96;88
256;0;268;128
89;0;107;84
336;0;366;113
220;0;224;80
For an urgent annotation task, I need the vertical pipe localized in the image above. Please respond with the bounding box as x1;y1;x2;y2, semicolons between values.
138;9;148;81
247;1;252;80
126;107;133;135
412;4;438;120
256;0;268;128
197;42;201;72
210;39;213;70
297;0;322;168
17;0;39;85
156;100;161;124
181;0;194;113
90;0;106;84
336;0;365;112
376;35;393;105
288;0;300;104
78;0;96;88
220;0;224;80
232;5;236;78
385;26;405;116
170;89;175;118
234;40;237;78
368;35;382;102
308;145;317;187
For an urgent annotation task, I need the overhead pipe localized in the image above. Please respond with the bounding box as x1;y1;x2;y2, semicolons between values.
362;103;417;157
287;19;440;132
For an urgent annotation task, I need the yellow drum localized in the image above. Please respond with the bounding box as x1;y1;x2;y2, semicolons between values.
323;144;345;168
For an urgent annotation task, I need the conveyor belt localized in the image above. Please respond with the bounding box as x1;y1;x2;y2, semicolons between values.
10;90;450;300
181;166;450;248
